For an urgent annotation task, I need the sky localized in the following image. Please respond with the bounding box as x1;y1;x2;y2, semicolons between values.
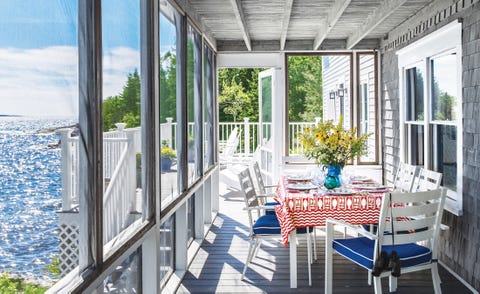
0;0;141;117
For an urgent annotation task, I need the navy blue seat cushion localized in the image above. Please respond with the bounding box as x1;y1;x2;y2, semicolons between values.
332;237;432;270
253;214;314;235
253;215;281;235
264;201;279;215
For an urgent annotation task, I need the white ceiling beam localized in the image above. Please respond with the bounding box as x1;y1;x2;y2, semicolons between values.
280;0;294;50
346;0;407;49
313;0;351;50
229;0;252;51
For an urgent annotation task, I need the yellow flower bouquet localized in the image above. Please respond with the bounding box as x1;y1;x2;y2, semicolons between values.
298;117;370;167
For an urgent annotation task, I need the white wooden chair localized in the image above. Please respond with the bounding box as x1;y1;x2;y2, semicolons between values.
238;168;314;285
219;127;240;168
411;168;442;192
251;161;277;197
393;162;417;192
325;188;447;294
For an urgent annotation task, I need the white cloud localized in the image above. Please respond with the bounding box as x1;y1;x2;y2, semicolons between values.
0;46;140;117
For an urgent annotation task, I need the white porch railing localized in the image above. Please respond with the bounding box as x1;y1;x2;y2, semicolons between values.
57;124;141;276
159;117;319;156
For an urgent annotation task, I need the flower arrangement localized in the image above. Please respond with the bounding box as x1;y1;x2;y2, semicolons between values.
161;147;176;159
161;140;176;159
298;117;370;167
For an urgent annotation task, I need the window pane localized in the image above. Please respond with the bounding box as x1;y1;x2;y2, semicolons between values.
358;54;377;163
187;25;202;184
430;125;457;191
287;55;323;154
405;66;424;121
101;0;142;247
431;54;457;121
406;124;424;166
187;195;195;245
261;75;272;142
160;2;179;205
160;216;175;288
99;249;141;292
203;46;214;170
0;1;79;284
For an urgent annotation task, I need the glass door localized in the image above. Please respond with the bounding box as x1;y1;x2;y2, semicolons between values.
258;69;275;182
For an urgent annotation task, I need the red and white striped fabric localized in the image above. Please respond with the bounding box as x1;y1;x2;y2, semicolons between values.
275;176;385;246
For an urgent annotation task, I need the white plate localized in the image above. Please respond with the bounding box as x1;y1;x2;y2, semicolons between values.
286;175;312;181
350;176;371;182
286;183;317;190
357;184;387;190
325;189;356;195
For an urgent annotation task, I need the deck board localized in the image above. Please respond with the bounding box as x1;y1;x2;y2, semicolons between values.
178;188;471;293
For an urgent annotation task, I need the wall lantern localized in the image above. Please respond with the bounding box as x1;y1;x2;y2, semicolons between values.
337;87;345;99
329;91;336;100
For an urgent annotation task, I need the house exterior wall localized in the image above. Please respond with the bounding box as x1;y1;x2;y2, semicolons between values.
322;55;352;127
380;0;480;290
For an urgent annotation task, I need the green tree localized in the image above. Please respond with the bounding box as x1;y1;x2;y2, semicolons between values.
288;55;323;122
160;52;177;123
218;68;263;122
102;69;141;131
218;79;249;122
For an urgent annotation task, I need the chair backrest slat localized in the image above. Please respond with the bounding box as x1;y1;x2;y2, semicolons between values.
253;161;267;195
412;168;442;192
392;202;440;217
381;229;436;245
391;215;437;232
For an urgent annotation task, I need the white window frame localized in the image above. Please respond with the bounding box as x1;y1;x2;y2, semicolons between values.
397;20;463;215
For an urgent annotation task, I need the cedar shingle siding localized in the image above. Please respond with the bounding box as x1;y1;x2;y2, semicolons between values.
381;1;480;290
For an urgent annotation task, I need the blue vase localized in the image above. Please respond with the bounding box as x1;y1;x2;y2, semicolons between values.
323;165;342;189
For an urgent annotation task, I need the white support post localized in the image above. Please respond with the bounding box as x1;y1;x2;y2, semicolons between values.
211;167;220;214
125;130;137;211
195;184;205;238
244;117;250;155
166;117;173;148
58;129;73;211
175;202;188;272
142;229;160;294
203;175;212;224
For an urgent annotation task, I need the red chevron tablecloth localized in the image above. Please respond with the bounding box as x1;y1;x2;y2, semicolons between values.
274;176;385;246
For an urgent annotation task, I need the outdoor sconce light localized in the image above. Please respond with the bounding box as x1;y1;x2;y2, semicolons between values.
329;91;336;100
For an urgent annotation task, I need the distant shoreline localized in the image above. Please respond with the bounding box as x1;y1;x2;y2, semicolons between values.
0;114;23;117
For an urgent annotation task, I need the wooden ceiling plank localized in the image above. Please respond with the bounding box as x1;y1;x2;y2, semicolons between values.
313;0;351;50
280;0;294;50
346;0;408;49
229;0;252;51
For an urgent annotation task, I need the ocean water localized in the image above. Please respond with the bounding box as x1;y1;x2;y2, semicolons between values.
0;116;76;281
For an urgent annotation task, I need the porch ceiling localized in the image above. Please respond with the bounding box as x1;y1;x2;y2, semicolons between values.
187;0;433;51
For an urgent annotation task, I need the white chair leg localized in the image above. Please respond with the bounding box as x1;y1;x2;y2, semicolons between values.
325;223;333;294
368;271;372;285
306;228;312;286
313;227;317;261
242;239;255;280
389;275;397;292
253;239;262;258
373;276;383;294
432;263;442;294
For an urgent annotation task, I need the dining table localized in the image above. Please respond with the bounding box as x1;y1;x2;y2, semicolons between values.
274;174;390;288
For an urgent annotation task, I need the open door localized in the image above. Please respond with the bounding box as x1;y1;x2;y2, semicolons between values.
258;68;277;184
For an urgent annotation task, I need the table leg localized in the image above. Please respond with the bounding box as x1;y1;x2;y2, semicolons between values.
289;231;297;288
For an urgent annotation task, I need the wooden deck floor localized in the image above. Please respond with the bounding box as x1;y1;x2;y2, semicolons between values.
178;187;471;293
